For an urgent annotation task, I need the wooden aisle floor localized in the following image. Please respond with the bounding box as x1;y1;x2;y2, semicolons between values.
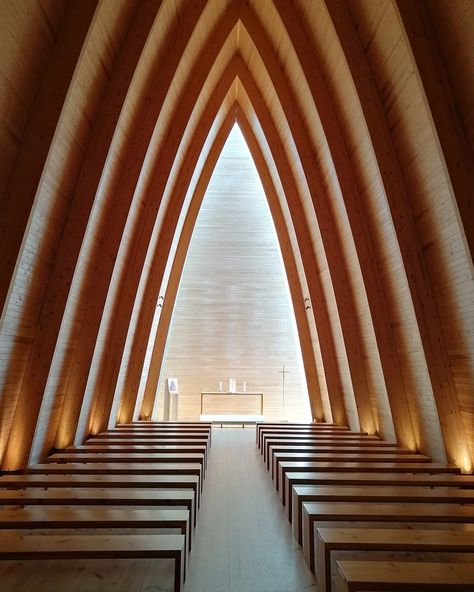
184;427;316;592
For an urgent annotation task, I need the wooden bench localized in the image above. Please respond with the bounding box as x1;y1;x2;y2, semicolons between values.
258;428;360;449
87;436;209;445
334;560;474;591
66;444;209;465
108;423;211;427
291;484;474;542
260;432;379;452
266;444;415;469
262;437;400;460
0;487;197;529
26;463;204;491
258;429;375;450
0;507;189;558
115;425;211;433
256;423;349;444
0;532;186;592
282;470;474;506
261;435;383;458
47;452;207;475
301;501;474;571
272;452;430;477
275;461;459;493
94;431;210;440
317;527;474;592
0;473;201;508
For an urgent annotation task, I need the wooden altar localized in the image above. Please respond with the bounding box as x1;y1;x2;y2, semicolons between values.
200;392;264;415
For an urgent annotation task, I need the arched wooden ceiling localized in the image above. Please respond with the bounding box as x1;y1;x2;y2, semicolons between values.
0;0;473;472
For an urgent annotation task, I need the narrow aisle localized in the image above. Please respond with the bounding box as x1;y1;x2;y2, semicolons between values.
184;428;316;592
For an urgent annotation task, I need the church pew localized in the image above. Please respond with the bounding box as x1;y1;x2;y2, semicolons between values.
104;430;212;445
0;487;197;529
317;527;474;592
262;437;400;461
118;422;211;427
257;427;370;448
27;463;204;492
271;452;430;480
93;431;211;441
282;470;474;506
334;560;474;592
292;484;474;542
66;444;209;465
0;532;186;592
260;431;378;451
266;444;415;469
47;452;207;476
301;501;474;571
115;424;211;433
86;436;209;445
0;473;201;508
256;423;349;444
276;461;459;493
0;507;189;561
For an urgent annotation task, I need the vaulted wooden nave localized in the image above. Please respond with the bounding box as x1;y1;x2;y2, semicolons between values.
0;0;473;590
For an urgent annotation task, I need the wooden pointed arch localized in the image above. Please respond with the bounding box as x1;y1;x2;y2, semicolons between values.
0;0;472;472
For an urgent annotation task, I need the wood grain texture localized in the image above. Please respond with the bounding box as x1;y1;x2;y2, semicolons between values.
0;0;472;475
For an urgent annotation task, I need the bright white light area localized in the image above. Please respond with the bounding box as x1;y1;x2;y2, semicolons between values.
159;123;311;421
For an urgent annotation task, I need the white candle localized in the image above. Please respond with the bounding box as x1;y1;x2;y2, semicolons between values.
219;381;222;392
243;381;246;392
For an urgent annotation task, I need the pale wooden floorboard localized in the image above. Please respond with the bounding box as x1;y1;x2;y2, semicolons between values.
184;428;316;592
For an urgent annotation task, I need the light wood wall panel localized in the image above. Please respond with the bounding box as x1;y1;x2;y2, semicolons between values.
1;0;135;468
56;0;208;448
347;0;473;467
28;0;162;464
86;18;241;436
295;0;445;460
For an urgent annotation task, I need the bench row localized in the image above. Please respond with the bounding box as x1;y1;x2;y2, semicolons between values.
0;421;212;592
256;421;474;591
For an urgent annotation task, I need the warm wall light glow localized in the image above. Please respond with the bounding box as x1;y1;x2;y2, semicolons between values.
460;448;474;474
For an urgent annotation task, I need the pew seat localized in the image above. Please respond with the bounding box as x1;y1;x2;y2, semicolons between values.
334;559;474;591
276;461;460;492
317;527;474;592
291;484;474;541
0;473;201;507
0;487;197;529
282;471;474;506
301;501;474;570
0;532;186;592
27;463;204;490
0;507;189;554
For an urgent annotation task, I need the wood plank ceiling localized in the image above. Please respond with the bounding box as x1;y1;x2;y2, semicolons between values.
0;0;472;472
